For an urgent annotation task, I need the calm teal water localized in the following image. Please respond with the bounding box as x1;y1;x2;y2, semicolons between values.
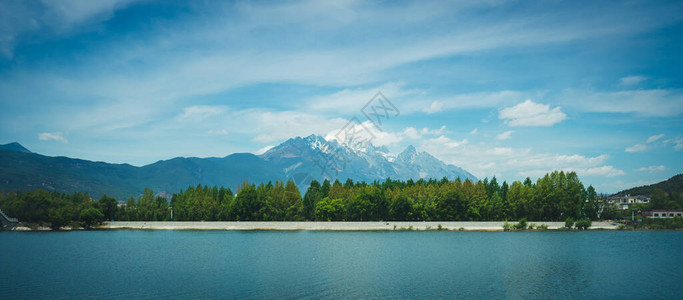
1;230;681;299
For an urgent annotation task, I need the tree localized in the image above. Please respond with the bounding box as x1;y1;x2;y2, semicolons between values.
283;181;303;220
98;194;118;221
346;186;385;221
0;170;610;224
315;197;345;221
80;207;104;228
486;176;500;199
232;184;263;221
389;193;412;220
125;196;137;220
218;187;233;221
137;188;155;221
582;185;600;220
303;180;321;220
650;189;669;209
344;178;354;188
48;206;72;230
523;177;533;187
320;179;331;199
436;189;466;221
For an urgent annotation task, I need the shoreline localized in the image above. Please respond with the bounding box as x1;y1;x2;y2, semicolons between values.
90;221;620;231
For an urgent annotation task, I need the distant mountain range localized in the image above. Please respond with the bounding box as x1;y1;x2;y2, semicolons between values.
0;135;476;200
614;174;683;197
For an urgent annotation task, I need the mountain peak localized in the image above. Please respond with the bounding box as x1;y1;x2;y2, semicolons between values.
398;145;418;160
260;135;476;182
403;145;417;153
0;142;31;153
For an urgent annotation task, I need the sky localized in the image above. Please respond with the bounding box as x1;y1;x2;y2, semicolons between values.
0;0;682;193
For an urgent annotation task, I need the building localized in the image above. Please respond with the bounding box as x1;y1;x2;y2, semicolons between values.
607;194;651;210
0;209;19;230
649;209;683;218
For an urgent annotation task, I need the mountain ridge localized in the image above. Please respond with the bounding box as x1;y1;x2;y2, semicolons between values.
614;174;683;197
259;134;477;184
0;137;477;200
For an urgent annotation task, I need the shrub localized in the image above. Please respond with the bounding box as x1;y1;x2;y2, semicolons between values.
513;218;528;231
437;224;444;231
565;217;575;229
538;224;549;230
502;221;511;231
528;223;536;230
575;219;592;230
458;227;465;231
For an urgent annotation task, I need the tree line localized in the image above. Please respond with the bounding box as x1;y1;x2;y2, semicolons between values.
1;171;630;227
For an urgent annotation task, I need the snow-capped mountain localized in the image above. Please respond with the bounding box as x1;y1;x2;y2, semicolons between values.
260;134;477;184
0;136;477;200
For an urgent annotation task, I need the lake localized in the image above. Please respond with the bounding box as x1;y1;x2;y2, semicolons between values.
1;230;681;299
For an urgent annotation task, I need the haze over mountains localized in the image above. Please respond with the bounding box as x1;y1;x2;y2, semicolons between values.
0;135;476;200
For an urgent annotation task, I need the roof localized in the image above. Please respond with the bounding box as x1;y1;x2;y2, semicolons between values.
652;209;683;212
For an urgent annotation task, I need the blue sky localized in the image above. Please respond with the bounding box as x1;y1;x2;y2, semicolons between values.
0;0;682;193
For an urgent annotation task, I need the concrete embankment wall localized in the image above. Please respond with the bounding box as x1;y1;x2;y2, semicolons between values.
102;221;619;231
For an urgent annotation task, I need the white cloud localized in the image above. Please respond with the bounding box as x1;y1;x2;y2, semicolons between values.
38;132;68;143
646;134;664;143
559;89;683;117
181;105;227;120
423;101;443;114
403;127;421;140
308;82;418;114
582;166;625;177
0;0;140;59
369;125;448;142
675;138;683;151
600;179;661;192
515;165;625;179
469;128;478;135
624;134;676;153
423;135;468;149
625;144;648;152
495;130;514;140
556;154;608;165
488;147;516;156
499;99;567;127
635;165;666;172
414;90;527;113
419;131;621;180
420;126;446;135
2;0;682;143
620;75;647;85
662;137;683;151
207;129;228;135
249;110;348;143
254;145;274;155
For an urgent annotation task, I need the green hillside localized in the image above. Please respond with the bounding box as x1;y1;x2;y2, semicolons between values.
0;145;282;200
615;174;683;196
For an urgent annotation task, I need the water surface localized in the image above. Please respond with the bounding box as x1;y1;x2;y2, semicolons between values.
1;231;681;299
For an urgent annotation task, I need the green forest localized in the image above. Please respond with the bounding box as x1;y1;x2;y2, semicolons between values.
1;170;680;229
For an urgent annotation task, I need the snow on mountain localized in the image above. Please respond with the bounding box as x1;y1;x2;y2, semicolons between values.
260;134;477;184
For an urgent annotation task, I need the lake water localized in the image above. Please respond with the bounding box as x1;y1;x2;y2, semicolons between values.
1;230;681;299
